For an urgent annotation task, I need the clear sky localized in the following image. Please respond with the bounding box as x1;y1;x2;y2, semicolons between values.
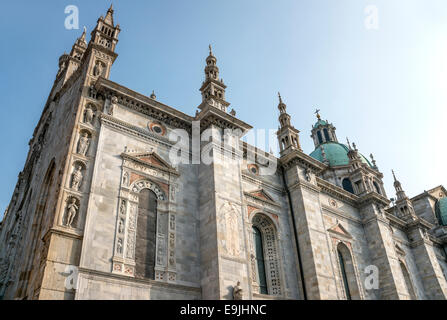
0;0;446;219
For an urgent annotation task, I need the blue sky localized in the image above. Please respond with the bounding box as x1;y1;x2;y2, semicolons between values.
0;0;446;219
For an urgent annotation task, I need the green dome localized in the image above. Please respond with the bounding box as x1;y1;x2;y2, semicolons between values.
436;198;447;226
313;119;328;128
309;142;373;167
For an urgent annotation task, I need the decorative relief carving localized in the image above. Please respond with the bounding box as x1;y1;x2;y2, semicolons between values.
219;201;242;257
131;180;165;200
251;213;282;296
126;231;135;259
156;234;167;266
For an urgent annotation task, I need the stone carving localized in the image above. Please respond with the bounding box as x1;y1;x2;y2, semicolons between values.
108;96;117;116
219;201;241;257
169;215;176;230
77;132;90;156
71;165;83;191
83;105;94;125
120;200;126;216
252;214;282;295
128;205;136;230
93;61;104;77
65;198;79;228
131;180;165;200
304;168;312;182
118;218;125;234
233;281;243;300
122;172;129;187
117;238;123;254
126;232;135;259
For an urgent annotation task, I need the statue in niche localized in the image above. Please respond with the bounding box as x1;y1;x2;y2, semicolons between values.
108;96;117;116
84;106;94;125
118;218;124;234
233;281;243;300
120;200;126;215
65;198;79;228
71;165;83;191
122;172;129;187
117;239;123;254
77;133;90;156
304;168;312;182
93;61;104;77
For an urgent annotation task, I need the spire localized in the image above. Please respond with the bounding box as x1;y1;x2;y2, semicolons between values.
199;45;230;112
104;4;115;26
278;92;287;113
392;169;407;200
80;26;87;43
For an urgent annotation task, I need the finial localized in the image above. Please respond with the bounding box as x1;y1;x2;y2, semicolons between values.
315;109;321;120
352;142;357;151
209;44;213;55
150;90;156;99
108;4;114;12
278;92;283;104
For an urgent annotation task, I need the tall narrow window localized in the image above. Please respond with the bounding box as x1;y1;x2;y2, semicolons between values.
338;249;352;300
342;178;354;194
317;131;323;144
135;189;157;279
253;226;268;294
323;128;330;142
337;242;361;299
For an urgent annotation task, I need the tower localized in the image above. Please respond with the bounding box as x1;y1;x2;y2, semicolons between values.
198;45;230;112
276;93;301;156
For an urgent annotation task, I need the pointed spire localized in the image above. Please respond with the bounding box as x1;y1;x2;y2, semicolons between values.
278;92;287;113
80;26;87;42
209;44;213;56
104;4;115;26
392;169;397;182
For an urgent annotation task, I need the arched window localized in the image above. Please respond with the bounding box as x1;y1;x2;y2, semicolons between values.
337;243;361;300
373;181;381;195
135;189;157;279
342;178;354;194
252;226;268;294
323;128;330;142
400;261;416;299
317;131;323;144
251;214;282;296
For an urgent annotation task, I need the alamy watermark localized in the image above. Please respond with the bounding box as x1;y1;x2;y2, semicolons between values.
364;5;379;30
65;5;79;30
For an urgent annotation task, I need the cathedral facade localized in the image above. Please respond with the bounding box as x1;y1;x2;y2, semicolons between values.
1;6;447;300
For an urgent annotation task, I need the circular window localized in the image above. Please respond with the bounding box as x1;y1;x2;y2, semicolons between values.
148;122;166;136
248;164;259;175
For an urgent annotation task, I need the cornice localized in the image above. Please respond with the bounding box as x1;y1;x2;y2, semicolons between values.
316;177;358;205
280;150;327;172
100;114;174;148
95;77;194;132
